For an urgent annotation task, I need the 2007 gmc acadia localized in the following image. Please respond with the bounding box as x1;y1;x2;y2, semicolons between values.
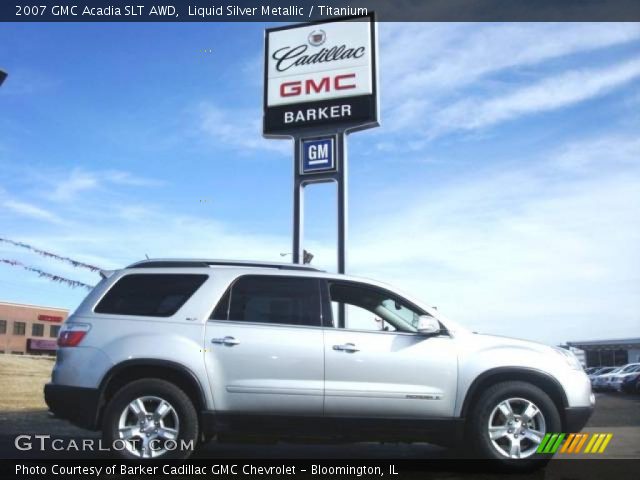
45;259;594;466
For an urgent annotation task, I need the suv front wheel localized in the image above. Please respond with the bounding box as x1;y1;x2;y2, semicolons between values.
102;379;199;459
466;381;561;468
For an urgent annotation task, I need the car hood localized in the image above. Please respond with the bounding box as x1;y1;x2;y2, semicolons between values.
466;332;556;355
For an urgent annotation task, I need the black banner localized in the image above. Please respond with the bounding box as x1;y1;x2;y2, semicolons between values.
2;459;640;480
264;94;377;135
2;0;639;22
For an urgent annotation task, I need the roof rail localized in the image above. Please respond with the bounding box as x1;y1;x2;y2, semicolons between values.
126;259;322;272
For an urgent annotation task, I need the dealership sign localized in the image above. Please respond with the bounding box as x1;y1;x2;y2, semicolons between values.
263;14;378;136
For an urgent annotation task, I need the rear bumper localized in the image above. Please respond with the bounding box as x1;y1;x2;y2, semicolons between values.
564;406;594;432
44;383;100;430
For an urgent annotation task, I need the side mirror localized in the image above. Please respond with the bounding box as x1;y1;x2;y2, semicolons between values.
417;315;440;335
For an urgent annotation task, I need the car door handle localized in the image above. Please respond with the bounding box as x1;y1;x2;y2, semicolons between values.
211;336;240;346
333;343;359;353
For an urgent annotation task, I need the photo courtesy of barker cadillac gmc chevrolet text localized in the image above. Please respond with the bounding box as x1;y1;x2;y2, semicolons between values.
45;259;594;467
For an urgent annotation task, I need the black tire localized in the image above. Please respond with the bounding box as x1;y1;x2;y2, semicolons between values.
102;379;199;459
466;381;561;470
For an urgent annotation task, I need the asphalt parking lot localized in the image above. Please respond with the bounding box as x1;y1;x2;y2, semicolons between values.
1;392;638;460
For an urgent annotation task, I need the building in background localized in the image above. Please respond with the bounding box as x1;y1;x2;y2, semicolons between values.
0;301;67;355
567;338;640;367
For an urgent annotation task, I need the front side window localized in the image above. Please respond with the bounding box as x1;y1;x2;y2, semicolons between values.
328;282;429;333
95;274;208;317
211;275;321;327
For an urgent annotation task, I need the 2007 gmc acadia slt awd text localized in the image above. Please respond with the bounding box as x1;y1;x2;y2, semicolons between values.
45;259;594;467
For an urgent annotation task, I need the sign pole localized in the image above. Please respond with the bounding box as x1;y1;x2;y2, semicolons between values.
292;136;304;265
337;131;348;328
337;132;347;274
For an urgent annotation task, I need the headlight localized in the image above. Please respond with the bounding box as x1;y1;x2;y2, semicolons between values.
553;347;583;370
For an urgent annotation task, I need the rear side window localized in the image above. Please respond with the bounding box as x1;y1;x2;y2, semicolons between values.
95;274;208;317
211;275;321;327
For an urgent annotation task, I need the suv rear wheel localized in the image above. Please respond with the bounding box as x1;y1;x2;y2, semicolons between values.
467;381;561;468
102;379;199;459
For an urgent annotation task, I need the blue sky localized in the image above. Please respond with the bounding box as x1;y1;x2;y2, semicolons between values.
1;22;639;345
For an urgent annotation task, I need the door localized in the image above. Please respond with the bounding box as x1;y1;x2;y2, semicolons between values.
323;281;458;418
204;275;324;415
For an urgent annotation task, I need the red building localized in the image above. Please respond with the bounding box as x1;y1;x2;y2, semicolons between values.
0;301;68;355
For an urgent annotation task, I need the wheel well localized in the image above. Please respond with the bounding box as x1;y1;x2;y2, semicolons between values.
461;368;568;426
97;361;205;426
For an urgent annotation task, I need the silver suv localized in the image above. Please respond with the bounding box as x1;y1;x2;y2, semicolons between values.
45;259;593;465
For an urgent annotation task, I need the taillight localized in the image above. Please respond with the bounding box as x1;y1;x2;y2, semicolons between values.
57;323;91;347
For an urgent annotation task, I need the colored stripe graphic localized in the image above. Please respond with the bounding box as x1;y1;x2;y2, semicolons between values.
550;433;565;453
536;433;612;454
572;433;589;453
584;433;599;453
598;433;613;453
539;433;565;453
560;433;575;453
537;433;552;453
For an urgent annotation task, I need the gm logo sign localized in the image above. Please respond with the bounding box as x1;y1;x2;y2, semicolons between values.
302;137;335;174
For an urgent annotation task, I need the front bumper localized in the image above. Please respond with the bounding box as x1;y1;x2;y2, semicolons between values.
44;383;100;430
564;406;594;432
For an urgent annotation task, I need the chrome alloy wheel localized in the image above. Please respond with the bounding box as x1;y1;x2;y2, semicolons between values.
117;395;180;458
487;397;546;459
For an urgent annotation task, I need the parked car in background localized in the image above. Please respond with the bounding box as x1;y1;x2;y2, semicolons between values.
593;364;640;391
621;371;640;393
610;365;640;392
588;367;614;379
584;367;600;375
592;367;622;391
589;367;615;388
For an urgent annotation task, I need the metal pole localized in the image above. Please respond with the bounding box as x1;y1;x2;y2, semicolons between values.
292;137;303;264
337;132;348;274
337;131;348;328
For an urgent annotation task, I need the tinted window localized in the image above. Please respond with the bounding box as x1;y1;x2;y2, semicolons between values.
212;275;321;327
95;274;208;317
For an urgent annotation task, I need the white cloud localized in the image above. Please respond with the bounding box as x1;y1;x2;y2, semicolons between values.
49;170;99;201
46;168;163;202
104;171;164;187
2;200;64;224
381;23;640;100
431;57;640;135
198;102;289;155
378;23;640;136
553;134;640;173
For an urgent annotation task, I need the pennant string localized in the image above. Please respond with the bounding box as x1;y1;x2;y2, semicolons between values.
0;237;102;272
1;258;94;290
